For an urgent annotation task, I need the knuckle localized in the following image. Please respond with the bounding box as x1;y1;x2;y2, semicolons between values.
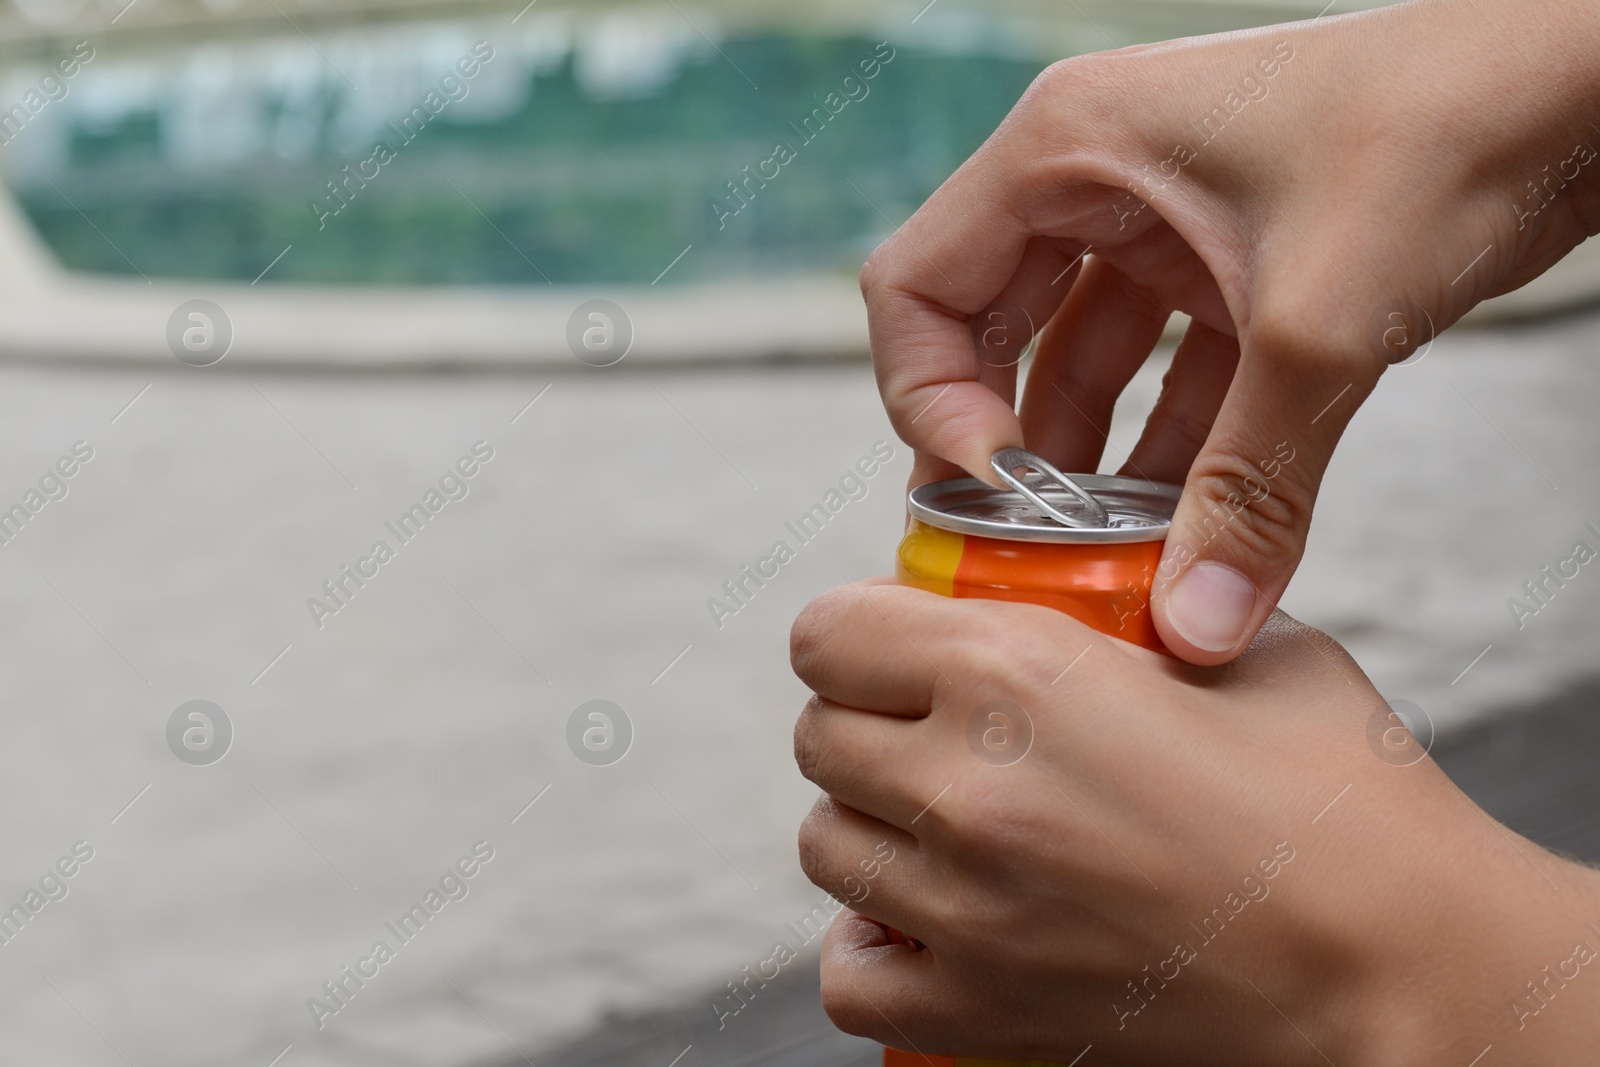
1106;267;1169;322
790;590;844;684
791;704;825;784
1022;53;1120;113
858;246;885;300
1246;610;1361;678
1183;451;1312;564
795;803;832;883
1157;407;1214;459
939;779;1023;848
859;232;927;308
956;601;1086;688
1008;53;1131;158
1014;58;1067;116
1296;621;1354;671
1053;373;1121;429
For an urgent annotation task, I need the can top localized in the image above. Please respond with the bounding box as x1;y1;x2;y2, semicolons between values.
909;451;1178;544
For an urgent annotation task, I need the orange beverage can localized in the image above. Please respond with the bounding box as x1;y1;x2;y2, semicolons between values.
898;449;1177;652
884;449;1177;1067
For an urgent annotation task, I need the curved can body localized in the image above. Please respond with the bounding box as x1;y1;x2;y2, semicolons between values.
895;517;1166;652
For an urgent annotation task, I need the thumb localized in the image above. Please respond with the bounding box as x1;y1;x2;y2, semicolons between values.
1151;324;1380;665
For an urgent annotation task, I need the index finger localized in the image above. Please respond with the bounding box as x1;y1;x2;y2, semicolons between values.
862;67;1161;483
791;581;954;715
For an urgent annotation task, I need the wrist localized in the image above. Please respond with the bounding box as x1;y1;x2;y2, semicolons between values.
1336;806;1600;1064
1491;858;1600;1062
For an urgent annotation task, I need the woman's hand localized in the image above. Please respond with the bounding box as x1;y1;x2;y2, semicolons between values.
791;582;1600;1063
862;0;1600;664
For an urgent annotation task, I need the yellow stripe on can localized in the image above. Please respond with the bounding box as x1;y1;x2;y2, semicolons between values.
894;519;964;598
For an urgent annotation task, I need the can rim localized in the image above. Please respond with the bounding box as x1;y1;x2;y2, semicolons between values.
908;473;1179;544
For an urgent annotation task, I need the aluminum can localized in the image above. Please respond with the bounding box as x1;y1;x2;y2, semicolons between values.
883;452;1178;1067
897;457;1178;652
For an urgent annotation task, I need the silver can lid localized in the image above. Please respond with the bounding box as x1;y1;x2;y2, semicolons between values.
908;449;1178;544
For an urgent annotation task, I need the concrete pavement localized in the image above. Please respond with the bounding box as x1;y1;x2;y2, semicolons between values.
0;311;1595;1065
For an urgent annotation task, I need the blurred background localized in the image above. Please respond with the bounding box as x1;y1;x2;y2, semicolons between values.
0;0;1597;1064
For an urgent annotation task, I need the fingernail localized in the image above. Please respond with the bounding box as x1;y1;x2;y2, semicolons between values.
1166;562;1257;653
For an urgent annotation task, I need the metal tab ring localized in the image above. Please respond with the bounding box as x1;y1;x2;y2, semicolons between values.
989;447;1111;529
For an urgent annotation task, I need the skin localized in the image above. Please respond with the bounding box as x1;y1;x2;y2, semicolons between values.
792;583;1600;1061
796;0;1600;1057
859;0;1600;664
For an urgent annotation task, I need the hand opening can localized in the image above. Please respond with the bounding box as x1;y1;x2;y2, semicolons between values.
883;451;1178;1067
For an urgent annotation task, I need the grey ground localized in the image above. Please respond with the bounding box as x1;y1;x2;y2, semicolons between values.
1;310;1597;1067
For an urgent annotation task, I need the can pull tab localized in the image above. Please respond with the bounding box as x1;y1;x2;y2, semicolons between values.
990;448;1111;529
